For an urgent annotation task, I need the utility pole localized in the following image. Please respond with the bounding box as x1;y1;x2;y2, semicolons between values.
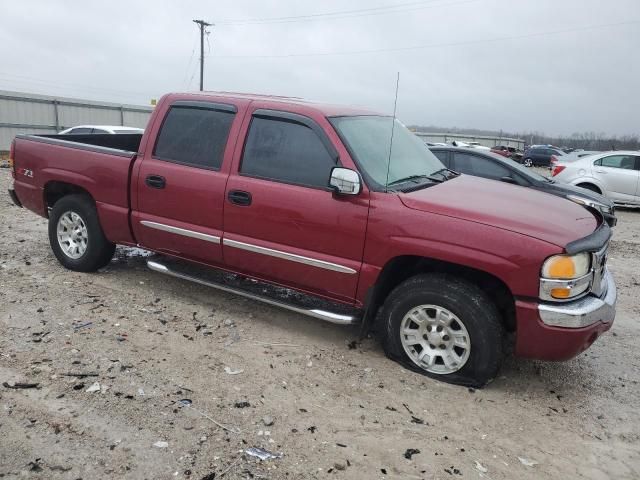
193;19;212;91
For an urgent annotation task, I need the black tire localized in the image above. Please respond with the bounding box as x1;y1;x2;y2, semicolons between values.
48;194;115;272
381;274;504;388
576;183;601;194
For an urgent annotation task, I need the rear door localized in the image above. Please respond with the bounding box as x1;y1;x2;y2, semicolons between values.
132;99;244;266
222;107;369;302
593;154;640;203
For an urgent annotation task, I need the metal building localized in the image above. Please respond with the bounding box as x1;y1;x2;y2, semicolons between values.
0;90;153;152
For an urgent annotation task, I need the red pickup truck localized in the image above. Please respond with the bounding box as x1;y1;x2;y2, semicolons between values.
8;92;616;387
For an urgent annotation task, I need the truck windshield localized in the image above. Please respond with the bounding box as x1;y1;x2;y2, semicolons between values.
330;116;445;189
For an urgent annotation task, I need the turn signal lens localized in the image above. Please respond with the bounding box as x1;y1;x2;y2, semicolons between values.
550;287;571;299
542;253;590;280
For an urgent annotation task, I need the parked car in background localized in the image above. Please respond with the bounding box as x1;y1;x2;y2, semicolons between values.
550;150;600;170
466;141;491;151
522;145;565;167
491;145;512;157
430;146;616;226
553;151;640;207
8;91;617;387
59;125;144;135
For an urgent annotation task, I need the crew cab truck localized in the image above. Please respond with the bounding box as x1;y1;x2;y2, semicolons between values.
8;92;617;387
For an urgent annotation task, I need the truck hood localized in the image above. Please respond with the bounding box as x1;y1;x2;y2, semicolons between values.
399;175;598;248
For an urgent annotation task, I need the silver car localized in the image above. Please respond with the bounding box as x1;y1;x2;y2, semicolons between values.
552;151;640;206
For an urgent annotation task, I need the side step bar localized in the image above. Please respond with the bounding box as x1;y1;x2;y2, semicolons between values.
147;259;361;325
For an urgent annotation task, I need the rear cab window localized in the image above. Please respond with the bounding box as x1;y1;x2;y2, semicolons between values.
153;102;236;170
240;111;338;189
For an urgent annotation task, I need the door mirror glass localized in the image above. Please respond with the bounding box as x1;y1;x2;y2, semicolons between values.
329;167;361;195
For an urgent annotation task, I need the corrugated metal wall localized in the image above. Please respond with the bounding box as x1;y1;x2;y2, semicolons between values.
0;90;153;151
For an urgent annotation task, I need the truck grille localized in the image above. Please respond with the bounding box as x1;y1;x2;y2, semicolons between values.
590;244;608;297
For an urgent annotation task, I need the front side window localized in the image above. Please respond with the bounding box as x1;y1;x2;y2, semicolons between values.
595;155;637;170
153;106;235;170
240;116;336;188
453;153;510;179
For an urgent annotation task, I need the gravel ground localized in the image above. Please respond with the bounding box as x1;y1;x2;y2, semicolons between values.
1;170;639;480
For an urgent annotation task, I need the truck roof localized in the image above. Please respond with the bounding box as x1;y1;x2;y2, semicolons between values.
170;91;383;117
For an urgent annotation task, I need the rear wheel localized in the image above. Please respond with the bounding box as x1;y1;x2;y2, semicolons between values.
48;194;115;272
381;274;504;388
523;158;533;167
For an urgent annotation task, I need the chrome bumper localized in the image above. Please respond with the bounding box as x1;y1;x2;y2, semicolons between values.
538;269;616;328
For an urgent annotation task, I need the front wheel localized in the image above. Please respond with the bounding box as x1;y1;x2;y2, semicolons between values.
48;194;115;272
523;158;533;167
381;274;504;388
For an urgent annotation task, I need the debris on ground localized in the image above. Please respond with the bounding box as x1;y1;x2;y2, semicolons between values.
3;382;40;389
245;447;283;461
234;401;250;408
224;366;244;375
404;448;420;460
153;441;169;448
73;321;93;331
518;456;539;467
85;382;101;393
474;460;488;473
262;415;274;426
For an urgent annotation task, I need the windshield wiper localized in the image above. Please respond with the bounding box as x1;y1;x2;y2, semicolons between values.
387;174;442;188
430;168;459;180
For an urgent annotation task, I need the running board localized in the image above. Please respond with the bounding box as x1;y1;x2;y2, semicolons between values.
146;258;361;325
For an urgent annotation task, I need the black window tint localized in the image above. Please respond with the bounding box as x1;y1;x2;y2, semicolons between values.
454;153;510;179
153;106;235;169
92;128;109;134
241;117;336;188
431;150;450;167
69;128;93;134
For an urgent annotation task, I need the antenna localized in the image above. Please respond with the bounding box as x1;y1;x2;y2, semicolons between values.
384;72;400;192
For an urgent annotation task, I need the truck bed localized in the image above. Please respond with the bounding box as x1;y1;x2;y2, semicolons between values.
12;133;140;245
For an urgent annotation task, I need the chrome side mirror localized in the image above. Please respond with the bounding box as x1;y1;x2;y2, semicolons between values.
329;167;362;195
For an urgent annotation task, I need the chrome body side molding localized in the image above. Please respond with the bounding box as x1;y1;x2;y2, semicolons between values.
140;221;221;244
222;238;357;274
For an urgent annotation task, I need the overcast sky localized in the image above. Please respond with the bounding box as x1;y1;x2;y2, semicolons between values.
1;0;638;136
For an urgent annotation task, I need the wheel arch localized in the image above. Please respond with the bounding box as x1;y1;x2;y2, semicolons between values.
43;181;95;217
361;255;516;337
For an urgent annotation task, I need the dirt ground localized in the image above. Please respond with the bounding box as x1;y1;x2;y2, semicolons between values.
1;169;639;480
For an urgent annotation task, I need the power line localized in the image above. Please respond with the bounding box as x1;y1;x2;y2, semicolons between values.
216;0;480;25
213;19;640;59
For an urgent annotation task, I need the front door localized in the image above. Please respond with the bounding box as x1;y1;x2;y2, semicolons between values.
222;108;369;303
132;100;242;266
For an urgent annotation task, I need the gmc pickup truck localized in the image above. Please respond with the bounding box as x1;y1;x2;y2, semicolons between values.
8;92;616;387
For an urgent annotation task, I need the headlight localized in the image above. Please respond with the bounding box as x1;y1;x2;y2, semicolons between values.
567;194;612;214
540;253;592;300
542;252;590;279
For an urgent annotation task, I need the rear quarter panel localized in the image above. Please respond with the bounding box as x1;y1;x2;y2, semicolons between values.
12;137;136;244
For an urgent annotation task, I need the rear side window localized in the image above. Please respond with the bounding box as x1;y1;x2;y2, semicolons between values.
68;128;93;134
240;116;336;188
594;155;638;170
453;153;510;179
153;106;235;170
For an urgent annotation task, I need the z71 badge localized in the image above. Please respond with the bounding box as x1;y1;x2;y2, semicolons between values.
17;168;33;178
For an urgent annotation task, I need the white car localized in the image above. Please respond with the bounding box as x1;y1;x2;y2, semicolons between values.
59;125;144;134
552;151;640;206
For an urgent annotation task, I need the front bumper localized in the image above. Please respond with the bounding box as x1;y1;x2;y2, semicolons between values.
514;269;616;361
538;269;616;328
